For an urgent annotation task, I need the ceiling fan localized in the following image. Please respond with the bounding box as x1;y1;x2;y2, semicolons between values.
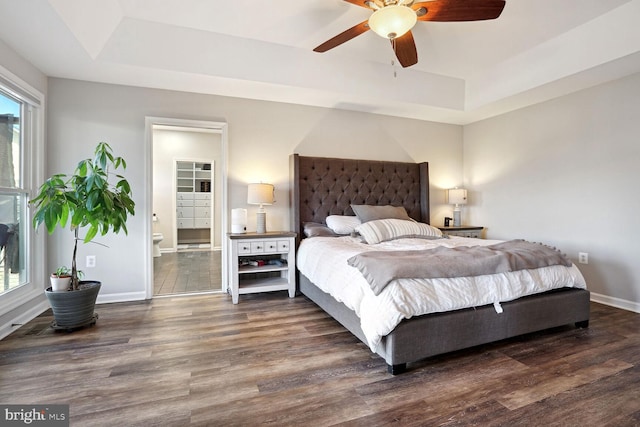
313;0;506;68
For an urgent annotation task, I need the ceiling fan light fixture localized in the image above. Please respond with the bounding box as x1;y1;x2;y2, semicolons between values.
368;5;417;40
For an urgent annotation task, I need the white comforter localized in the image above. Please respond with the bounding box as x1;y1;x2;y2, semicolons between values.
297;236;587;352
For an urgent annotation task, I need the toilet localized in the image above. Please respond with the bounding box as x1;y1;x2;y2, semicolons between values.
153;233;164;257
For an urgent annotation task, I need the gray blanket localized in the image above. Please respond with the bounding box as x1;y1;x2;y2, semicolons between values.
347;240;572;296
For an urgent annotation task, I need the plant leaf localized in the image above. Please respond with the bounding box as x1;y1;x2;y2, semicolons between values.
84;224;98;243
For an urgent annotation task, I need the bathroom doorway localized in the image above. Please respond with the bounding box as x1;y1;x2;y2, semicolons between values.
145;118;228;298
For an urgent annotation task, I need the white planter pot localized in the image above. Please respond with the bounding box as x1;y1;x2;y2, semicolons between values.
50;276;71;292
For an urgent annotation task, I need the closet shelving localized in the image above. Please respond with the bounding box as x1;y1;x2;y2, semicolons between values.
176;161;213;245
176;161;211;193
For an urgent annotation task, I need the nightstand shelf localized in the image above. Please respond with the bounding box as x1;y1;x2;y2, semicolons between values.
228;231;296;304
235;277;290;293
438;226;484;238
238;265;288;274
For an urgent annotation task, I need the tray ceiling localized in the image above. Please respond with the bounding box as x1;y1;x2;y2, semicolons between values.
0;0;638;124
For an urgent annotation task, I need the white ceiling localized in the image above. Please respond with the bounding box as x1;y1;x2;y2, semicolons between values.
1;0;639;124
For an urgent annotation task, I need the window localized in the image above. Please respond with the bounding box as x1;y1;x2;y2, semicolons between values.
0;67;43;317
0;92;26;294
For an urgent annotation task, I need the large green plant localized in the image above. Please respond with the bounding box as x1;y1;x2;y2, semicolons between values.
30;142;135;290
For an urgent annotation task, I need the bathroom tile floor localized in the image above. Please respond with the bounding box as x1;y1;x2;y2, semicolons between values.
153;249;223;296
176;243;211;250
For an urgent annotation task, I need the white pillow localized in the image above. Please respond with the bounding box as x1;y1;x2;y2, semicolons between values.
356;219;443;244
325;215;361;235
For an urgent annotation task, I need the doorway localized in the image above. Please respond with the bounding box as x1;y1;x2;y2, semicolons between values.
144;118;228;299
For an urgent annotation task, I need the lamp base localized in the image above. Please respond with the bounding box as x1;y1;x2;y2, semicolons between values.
453;209;461;227
256;211;266;234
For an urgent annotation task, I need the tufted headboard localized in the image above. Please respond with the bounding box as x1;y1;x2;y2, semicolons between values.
289;154;430;238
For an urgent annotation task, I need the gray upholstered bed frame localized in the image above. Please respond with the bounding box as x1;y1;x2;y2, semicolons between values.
289;154;590;374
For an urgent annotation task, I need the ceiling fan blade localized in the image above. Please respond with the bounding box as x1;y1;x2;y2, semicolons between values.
342;0;375;9
391;31;418;68
313;20;370;53
413;0;505;22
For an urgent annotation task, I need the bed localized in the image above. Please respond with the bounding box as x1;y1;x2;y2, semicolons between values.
289;154;590;374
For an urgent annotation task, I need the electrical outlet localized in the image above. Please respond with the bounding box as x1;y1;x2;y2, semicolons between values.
86;255;96;268
578;252;589;265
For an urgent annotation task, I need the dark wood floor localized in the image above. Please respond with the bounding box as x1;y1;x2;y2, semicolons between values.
1;294;639;426
153;250;222;296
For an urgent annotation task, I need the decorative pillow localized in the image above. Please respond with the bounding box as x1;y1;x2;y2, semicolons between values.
356;219;443;244
351;204;412;224
303;222;338;238
325;215;361;235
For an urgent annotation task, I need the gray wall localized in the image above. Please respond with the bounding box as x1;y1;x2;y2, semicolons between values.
47;78;462;302
464;72;640;310
0;39;47;95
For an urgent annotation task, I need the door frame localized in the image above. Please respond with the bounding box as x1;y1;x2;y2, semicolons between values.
144;117;228;299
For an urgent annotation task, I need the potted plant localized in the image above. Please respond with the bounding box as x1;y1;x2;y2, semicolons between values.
30;142;135;330
50;266;71;292
50;266;85;292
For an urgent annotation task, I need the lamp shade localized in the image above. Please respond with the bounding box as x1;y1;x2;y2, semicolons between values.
368;5;417;39
247;183;274;206
447;188;468;205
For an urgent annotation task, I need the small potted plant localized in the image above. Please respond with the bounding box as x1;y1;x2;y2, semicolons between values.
30;142;135;330
50;266;72;292
50;266;85;292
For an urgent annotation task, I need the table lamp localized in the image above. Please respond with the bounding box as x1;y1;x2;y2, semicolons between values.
247;183;274;233
446;188;467;227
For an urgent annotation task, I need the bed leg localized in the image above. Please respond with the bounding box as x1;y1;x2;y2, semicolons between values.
575;320;589;328
387;363;407;375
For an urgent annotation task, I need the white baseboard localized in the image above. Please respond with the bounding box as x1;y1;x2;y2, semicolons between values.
590;292;640;314
97;292;148;304
0;299;50;340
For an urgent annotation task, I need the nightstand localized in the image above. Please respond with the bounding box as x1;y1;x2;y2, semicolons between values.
228;231;297;304
438;226;484;238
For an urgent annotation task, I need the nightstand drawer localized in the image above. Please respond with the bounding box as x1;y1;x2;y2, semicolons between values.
264;240;279;252
250;242;265;253
437;226;484;239
237;243;252;254
277;240;290;252
237;239;281;255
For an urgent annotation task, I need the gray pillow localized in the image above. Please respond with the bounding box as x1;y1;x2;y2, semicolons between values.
303;222;338;238
351;204;412;223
